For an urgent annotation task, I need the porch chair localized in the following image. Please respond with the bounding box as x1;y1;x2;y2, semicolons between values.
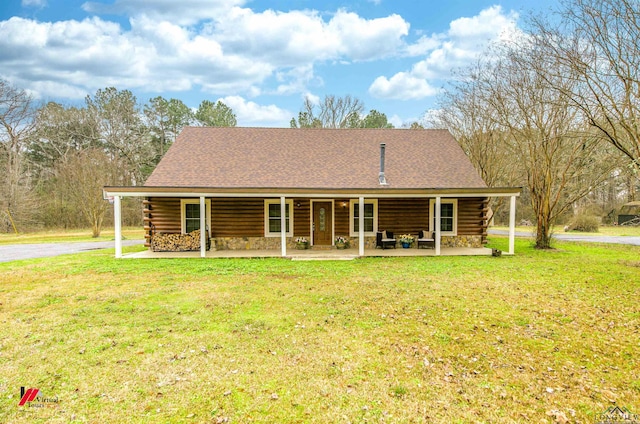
417;230;435;249
376;231;396;249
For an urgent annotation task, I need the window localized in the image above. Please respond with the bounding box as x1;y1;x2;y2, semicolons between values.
180;199;211;235
349;199;378;236
429;199;458;235
264;200;293;237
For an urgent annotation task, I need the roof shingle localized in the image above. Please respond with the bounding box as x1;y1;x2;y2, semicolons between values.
144;127;487;190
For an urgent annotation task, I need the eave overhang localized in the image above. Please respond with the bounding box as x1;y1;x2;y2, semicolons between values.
103;186;521;198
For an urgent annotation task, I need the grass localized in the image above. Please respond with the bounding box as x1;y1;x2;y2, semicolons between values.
0;238;639;423
0;227;145;245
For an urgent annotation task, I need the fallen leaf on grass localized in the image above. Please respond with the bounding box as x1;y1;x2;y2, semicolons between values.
546;409;569;423
601;389;617;402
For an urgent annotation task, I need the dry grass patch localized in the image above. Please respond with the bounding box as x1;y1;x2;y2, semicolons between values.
0;240;638;423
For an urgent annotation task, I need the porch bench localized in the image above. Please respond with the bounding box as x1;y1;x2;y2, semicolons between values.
417;230;435;249
376;231;397;249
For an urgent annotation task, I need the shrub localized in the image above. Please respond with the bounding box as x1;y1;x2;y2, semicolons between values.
566;214;600;232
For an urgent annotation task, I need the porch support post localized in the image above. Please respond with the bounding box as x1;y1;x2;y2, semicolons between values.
435;196;441;256
508;195;516;255
114;195;122;258
200;196;206;258
281;196;287;257
359;196;365;256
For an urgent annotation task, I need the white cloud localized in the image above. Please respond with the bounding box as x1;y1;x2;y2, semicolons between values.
327;10;409;61
82;0;245;26
0;4;411;102
210;7;409;65
22;0;47;7
369;72;439;100
219;95;292;127
405;34;442;57
370;6;520;100
274;65;319;96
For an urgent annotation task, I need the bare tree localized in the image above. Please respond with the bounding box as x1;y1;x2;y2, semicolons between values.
532;0;640;173
291;95;365;128
55;148;121;237
28;102;101;180
429;60;521;223
491;42;618;247
0;80;37;232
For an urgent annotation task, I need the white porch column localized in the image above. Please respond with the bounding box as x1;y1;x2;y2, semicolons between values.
359;196;365;256
281;196;287;257
200;196;206;258
435;196;441;256
508;195;517;255
114;195;122;258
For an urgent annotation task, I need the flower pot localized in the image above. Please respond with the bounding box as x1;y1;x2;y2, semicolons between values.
336;242;346;250
296;243;308;250
402;242;410;248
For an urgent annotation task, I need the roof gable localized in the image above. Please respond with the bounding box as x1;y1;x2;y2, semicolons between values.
144;127;487;190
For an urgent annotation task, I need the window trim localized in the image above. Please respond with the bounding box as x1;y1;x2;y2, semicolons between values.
180;199;211;236
349;199;378;237
429;199;458;236
264;199;294;237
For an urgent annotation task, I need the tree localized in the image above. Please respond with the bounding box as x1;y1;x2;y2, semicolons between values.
194;100;237;127
0;79;37;232
290;95;365;128
290;110;322;128
28;102;100;180
362;110;394;128
54;149;120;237
144;96;193;166
532;0;640;173
429;61;519;223
85;87;150;184
482;41;616;248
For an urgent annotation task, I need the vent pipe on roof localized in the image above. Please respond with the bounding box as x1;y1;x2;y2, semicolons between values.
379;143;388;185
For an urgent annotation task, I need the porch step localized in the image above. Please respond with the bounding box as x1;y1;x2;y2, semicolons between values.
311;246;333;251
291;255;357;261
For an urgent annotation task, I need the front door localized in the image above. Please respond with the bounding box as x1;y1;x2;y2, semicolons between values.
313;202;332;245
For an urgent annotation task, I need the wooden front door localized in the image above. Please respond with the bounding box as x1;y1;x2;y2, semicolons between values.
313;202;332;245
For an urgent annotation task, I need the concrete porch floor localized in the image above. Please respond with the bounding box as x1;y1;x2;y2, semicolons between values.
123;246;493;260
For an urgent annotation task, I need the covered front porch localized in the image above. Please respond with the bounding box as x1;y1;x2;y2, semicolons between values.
103;187;520;259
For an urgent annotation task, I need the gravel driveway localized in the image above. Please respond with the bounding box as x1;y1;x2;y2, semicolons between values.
0;240;145;263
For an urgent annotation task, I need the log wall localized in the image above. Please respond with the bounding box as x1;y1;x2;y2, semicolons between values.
458;197;489;237
144;196;488;247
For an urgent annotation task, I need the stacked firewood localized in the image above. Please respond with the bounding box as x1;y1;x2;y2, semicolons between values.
151;230;209;252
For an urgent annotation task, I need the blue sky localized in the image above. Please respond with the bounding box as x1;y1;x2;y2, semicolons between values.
0;0;557;127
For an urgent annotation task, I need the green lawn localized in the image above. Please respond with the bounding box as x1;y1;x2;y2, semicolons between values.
0;227;144;245
0;238;638;423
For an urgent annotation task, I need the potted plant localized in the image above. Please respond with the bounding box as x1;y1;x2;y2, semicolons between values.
399;234;414;248
335;236;349;249
295;237;309;249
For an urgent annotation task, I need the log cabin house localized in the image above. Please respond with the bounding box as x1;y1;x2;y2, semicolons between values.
104;127;520;257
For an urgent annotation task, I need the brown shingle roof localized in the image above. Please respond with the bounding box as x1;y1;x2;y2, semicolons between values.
144;127;487;190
